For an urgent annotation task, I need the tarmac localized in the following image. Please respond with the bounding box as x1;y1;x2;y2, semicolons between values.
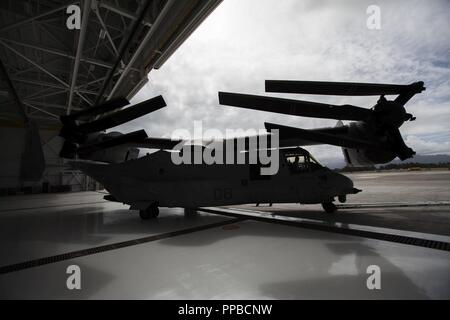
0;169;449;299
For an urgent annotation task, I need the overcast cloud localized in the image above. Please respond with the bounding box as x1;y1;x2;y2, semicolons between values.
113;0;450;165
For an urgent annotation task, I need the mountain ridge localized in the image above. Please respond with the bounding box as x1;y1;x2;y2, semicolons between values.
322;154;450;169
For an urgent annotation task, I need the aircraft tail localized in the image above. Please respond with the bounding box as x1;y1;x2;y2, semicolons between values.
68;160;111;186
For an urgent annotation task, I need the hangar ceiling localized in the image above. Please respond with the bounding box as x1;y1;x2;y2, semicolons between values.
0;0;222;128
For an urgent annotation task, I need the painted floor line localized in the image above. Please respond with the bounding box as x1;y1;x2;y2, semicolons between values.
0;217;245;275
200;207;450;252
337;201;450;209
0;201;108;213
220;205;450;241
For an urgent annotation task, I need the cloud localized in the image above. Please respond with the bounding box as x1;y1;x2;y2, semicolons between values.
405;135;450;155
113;0;450;163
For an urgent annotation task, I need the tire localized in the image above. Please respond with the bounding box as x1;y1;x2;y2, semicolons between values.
139;205;159;220
184;208;197;217
321;202;337;214
149;206;159;218
139;209;151;220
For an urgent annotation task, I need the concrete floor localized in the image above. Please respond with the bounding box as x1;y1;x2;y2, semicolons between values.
0;170;449;299
234;170;450;236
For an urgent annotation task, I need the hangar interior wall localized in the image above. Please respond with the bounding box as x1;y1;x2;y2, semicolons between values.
0;126;100;196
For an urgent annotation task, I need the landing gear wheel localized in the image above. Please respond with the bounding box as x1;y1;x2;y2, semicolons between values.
184;208;198;217
139;206;159;220
322;202;337;214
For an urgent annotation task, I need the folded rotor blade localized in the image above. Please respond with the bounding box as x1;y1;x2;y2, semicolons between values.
387;127;415;160
59;141;78;158
265;80;423;96
394;81;426;105
265;122;349;142
131;137;184;150
219;92;372;121
77;130;148;154
60;96;129;125
265;122;380;149
76;95;166;134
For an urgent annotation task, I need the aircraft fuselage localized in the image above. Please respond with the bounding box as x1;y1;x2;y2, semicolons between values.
75;149;356;210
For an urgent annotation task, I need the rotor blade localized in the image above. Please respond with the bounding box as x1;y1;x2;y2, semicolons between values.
77;130;148;154
59;141;78;159
387;127;415;160
76;95;166;134
219;92;372;121
394;81;426;105
265;122;349;146
265;80;423;96
60;96;129;125
265;122;380;149
130;137;184;150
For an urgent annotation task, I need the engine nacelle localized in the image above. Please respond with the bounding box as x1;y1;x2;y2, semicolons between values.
341;147;396;167
340;121;396;167
77;132;140;163
85;146;140;163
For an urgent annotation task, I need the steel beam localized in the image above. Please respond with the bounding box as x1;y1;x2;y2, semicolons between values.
0;38;115;69
75;70;123;89
7;33;136;81
26;114;60;122
98;1;153;27
11;77;96;95
154;0;224;69
92;3;125;69
18;88;56;101
0;36;94;107
2;99;81;112
25;100;81;111
23;102;59;119
108;0;176;99
0;2;78;33
67;0;92;114
1;39;69;88
27;90;68;100
94;0;154;104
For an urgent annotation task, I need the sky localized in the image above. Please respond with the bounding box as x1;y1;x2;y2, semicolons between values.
113;0;450;166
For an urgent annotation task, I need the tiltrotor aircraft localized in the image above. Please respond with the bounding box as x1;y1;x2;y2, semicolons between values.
56;80;424;219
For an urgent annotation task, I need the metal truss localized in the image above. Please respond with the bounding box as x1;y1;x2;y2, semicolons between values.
0;0;223;126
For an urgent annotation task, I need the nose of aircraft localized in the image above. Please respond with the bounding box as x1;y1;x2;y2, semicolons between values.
328;171;358;195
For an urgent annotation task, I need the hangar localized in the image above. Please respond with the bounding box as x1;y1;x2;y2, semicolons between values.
0;0;222;193
0;0;449;300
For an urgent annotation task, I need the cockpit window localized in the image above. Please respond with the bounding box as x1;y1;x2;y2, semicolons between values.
283;148;323;173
